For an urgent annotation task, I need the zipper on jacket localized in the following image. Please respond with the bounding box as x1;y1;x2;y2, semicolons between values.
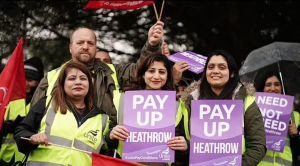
68;103;81;127
69;103;96;127
80;108;95;126
72;109;81;127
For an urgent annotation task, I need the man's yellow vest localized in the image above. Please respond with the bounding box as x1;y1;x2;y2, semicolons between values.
26;101;109;166
258;111;300;166
0;99;28;163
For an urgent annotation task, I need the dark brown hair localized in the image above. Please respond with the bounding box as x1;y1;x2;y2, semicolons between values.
52;61;94;114
254;71;282;93
199;50;241;99
129;53;174;91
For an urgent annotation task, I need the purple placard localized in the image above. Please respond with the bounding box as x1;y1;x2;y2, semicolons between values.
122;91;176;163
168;51;207;74
190;100;243;166
254;92;294;153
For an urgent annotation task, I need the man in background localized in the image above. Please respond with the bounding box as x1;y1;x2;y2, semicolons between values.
96;50;112;64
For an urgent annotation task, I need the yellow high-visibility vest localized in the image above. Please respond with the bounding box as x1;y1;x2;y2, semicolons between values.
27;100;109;166
0;99;27;163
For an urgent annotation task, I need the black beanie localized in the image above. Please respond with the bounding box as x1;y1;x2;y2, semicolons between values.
24;57;44;82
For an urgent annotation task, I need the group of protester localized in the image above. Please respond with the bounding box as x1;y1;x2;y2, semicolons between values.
0;20;299;166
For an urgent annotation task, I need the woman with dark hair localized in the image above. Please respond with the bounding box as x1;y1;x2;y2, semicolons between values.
254;71;282;93
108;53;190;166
24;56;44;104
14;61;117;166
255;71;300;166
181;50;267;166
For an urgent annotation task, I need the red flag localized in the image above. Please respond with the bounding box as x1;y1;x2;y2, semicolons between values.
0;38;26;131
84;1;154;10
92;152;141;166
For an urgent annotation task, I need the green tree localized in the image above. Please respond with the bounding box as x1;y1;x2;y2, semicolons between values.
1;0;300;81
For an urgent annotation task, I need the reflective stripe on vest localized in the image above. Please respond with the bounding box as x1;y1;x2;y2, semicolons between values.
115;93;185;157
258;111;299;166
0;99;27;163
260;155;292;166
27;161;65;166
27;100;109;166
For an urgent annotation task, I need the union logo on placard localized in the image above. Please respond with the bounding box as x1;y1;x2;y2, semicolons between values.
227;157;238;166
271;139;283;151
158;147;170;160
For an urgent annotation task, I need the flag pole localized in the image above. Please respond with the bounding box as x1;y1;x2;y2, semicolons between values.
158;0;165;21
21;137;91;154
152;3;159;21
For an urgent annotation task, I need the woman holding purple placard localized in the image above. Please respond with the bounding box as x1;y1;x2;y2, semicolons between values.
181;50;267;166
255;71;300;166
108;53;190;166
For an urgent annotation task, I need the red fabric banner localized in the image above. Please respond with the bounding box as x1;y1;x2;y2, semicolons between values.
0;38;26;131
84;1;154;10
92;152;141;166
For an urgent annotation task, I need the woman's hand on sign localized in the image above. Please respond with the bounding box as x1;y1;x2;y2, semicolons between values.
167;136;188;151
289;124;298;137
30;133;50;146
110;125;129;141
173;61;190;84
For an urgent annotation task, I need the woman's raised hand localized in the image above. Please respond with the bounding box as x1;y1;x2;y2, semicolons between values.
110;125;129;141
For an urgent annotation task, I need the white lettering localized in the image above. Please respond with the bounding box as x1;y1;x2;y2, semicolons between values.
257;96;288;107
211;105;224;119
133;95;144;109
137;112;163;126
199;105;210;119
193;143;239;153
204;122;216;137
151;112;163;126
264;118;287;131
126;132;172;143
155;95;168;109
223;105;235;119
143;95;157;109
137;112;149;126
260;108;282;120
218;122;230;136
